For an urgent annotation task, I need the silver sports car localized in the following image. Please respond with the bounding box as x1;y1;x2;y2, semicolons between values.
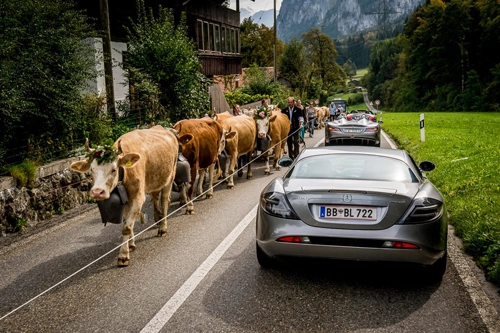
325;112;381;147
256;146;448;280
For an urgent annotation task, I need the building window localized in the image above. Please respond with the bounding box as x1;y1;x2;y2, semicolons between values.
231;28;236;53
209;23;215;51
221;26;226;52
235;29;240;53
215;25;220;52
197;20;203;50
203;21;209;51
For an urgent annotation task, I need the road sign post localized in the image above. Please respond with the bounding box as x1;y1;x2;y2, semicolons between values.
420;113;425;142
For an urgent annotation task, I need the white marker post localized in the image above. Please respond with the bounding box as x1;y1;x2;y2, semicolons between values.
420;113;425;142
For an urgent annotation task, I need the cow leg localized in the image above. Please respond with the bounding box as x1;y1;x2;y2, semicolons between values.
246;152;253;179
264;152;271;175
197;168;206;196
206;163;216;199
274;143;282;171
227;152;237;189
158;176;174;237
151;191;161;223
185;166;197;215
179;182;188;205
237;156;244;178
118;198;144;266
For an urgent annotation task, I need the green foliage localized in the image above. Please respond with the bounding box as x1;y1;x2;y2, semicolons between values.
79;94;113;146
302;28;347;92
368;0;500;112
240;64;281;96
8;159;38;188
278;38;310;97
15;219;27;233
382;112;500;285
343;59;357;79
125;0;211;123
0;0;97;169
224;91;271;108
240;18;284;67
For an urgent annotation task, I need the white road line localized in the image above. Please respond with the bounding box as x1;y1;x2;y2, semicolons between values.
381;130;398;149
140;204;258;333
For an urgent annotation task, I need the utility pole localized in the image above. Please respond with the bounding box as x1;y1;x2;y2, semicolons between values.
100;0;116;122
273;0;277;82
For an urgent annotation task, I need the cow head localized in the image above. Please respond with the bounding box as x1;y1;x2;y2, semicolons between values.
256;114;277;139
70;139;141;200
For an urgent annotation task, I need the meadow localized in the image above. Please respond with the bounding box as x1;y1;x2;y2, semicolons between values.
382;112;500;284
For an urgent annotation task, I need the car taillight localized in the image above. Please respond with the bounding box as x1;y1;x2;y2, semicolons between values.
328;126;340;132
277;236;312;243
382;241;420;249
261;192;299;219
403;198;443;224
365;127;378;132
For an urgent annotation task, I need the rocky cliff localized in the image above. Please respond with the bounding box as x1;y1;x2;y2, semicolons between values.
277;0;424;42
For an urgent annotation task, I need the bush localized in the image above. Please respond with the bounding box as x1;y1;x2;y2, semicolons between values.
8;159;38;188
0;0;96;170
125;1;211;123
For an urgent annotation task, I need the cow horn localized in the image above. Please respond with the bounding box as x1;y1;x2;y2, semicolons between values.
85;138;91;152
117;140;122;154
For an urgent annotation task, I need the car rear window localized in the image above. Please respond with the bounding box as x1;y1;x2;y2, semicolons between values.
289;154;418;182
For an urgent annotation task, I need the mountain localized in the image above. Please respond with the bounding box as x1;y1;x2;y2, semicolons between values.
240;8;253;21
277;0;425;42
250;9;275;28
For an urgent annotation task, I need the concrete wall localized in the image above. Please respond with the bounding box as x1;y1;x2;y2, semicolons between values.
84;38;128;103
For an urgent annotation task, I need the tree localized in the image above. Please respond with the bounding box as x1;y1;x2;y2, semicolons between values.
278;38;310;97
0;0;96;168
343;59;357;80
125;0;211;123
240;18;284;68
302;28;347;101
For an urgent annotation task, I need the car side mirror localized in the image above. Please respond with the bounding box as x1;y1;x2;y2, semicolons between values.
278;157;294;167
419;161;435;172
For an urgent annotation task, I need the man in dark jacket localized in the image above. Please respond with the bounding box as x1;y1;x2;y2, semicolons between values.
282;96;305;160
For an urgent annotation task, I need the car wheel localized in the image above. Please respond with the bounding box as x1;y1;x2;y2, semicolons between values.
423;251;447;282
256;242;275;268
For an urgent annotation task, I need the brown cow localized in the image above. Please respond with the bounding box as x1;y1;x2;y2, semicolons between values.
255;109;290;174
70;125;178;266
173;118;227;214
215;112;256;188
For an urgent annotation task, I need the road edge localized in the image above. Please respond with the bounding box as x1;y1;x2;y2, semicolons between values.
381;129;500;332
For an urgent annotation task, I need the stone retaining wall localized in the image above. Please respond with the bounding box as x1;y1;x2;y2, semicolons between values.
0;156;92;236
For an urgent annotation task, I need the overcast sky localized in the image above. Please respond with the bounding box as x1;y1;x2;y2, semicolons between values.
229;0;283;13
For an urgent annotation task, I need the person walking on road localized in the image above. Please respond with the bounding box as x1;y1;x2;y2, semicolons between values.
306;102;316;138
282;96;305;160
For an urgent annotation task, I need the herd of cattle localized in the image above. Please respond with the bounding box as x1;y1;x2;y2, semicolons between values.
70;104;331;266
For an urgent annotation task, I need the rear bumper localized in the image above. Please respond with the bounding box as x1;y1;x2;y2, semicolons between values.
325;130;380;146
256;209;447;266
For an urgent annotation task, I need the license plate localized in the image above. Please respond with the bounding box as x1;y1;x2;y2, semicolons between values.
319;206;377;220
343;129;362;133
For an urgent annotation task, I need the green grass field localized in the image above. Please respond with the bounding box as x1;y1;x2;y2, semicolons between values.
381;112;500;284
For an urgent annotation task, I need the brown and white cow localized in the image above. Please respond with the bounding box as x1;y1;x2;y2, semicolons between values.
315;107;327;129
173;118;227;214
70;125;178;266
214;111;256;188
255;109;290;174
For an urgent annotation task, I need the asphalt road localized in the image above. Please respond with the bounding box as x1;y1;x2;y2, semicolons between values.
1;129;500;332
